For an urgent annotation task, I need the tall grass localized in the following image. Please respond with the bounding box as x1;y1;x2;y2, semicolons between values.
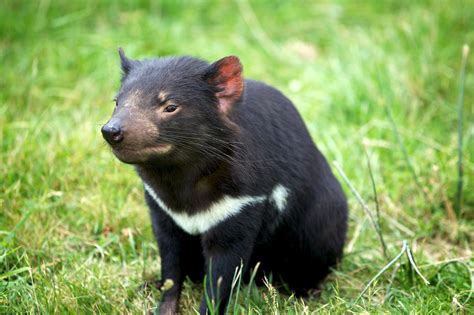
1;0;473;313
455;44;470;217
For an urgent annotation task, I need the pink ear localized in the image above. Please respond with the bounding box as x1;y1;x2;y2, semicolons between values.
205;56;243;114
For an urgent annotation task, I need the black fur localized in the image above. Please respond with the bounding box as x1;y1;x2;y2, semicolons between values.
104;51;348;314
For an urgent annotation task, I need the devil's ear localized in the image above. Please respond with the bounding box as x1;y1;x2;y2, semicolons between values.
118;47;138;76
204;56;243;114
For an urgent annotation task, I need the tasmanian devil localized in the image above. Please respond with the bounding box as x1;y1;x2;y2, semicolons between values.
101;48;348;314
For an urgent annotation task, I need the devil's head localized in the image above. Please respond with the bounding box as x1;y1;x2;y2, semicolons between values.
101;48;243;165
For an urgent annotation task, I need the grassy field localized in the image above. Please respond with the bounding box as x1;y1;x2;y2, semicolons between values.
1;0;473;313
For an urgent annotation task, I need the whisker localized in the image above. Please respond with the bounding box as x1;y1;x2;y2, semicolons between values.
159;133;244;148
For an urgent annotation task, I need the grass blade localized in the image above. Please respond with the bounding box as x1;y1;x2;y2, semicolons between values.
245;262;261;307
333;161;386;256
455;44;470;216
352;240;408;306
232;263;244;314
0;266;31;280
227;262;243;315
364;147;388;259
384;103;429;202
405;244;429;285
434;261;473;306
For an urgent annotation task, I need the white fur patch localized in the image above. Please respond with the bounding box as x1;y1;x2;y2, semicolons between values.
269;184;290;212
144;183;266;235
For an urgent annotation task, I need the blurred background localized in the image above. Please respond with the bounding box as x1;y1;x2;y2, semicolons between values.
1;0;473;313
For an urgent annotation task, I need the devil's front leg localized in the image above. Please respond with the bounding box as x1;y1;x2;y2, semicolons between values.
199;205;263;315
147;194;196;315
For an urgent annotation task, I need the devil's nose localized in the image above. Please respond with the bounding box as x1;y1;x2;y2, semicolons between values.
101;122;124;144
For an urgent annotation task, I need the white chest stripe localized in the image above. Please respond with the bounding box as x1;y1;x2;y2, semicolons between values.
144;183;266;235
269;184;290;212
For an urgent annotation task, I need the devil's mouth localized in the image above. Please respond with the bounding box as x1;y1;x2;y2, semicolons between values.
154;143;173;153
111;143;173;157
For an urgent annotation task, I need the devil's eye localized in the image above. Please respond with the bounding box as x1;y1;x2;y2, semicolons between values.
164;104;178;113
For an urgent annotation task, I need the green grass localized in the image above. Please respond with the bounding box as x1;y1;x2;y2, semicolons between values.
1;0;473;313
